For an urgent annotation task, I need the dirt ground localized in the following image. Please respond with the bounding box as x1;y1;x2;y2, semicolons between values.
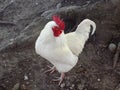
0;0;120;90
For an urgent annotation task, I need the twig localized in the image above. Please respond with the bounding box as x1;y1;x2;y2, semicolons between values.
113;42;120;68
0;20;16;26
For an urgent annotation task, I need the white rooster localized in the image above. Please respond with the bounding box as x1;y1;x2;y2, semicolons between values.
65;19;96;56
35;16;78;85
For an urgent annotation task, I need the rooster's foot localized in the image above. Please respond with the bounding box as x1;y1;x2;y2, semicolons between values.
44;65;56;74
53;73;65;85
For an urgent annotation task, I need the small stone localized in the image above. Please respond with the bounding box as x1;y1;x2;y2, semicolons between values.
66;80;71;87
97;78;101;82
70;86;73;89
70;84;75;90
10;39;14;42
24;75;28;80
35;2;38;5
108;43;116;52
12;83;20;90
72;84;75;87
28;73;31;75
77;84;84;90
86;1;91;4
26;82;30;85
34;85;37;88
11;0;14;3
4;63;7;68
6;81;9;83
60;83;65;88
20;84;27;90
9;41;14;45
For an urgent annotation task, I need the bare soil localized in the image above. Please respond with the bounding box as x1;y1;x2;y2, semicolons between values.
0;0;120;90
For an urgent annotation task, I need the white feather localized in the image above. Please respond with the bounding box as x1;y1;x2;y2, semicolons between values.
65;19;96;56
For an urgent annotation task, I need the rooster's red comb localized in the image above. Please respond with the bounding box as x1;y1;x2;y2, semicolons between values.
52;15;65;30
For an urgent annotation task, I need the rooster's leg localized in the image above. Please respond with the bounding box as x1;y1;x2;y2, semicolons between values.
44;65;56;74
53;73;65;85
